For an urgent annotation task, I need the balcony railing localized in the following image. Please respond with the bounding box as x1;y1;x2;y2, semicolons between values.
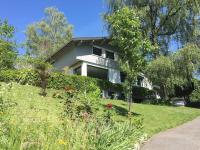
76;54;118;69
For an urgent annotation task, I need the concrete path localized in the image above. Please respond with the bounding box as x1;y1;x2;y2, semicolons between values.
141;117;200;150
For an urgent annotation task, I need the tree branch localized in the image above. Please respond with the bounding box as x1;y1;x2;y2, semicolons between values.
157;1;184;34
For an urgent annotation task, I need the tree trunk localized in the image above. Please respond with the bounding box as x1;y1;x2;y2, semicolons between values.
162;84;168;100
128;82;133;113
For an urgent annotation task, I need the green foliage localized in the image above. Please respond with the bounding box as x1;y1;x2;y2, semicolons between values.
174;44;200;83
106;7;154;110
0;20;17;70
132;86;156;103
146;55;176;99
62;91;101;119
0;69;39;85
25;7;73;58
0;19;15;41
0;82;200;149
0;83;145;150
173;44;200;101
190;80;200;102
106;0;200;56
146;44;200;101
106;7;153;82
0;83;17;113
32;59;52;96
0;69;123;94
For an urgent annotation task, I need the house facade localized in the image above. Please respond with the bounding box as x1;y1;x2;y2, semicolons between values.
48;37;153;98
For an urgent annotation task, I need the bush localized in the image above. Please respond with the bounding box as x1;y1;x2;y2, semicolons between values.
0;69;123;95
0;69;39;85
0;70;19;83
132;86;156;103
190;80;200;102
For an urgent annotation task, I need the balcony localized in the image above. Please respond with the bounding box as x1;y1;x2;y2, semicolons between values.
76;54;118;69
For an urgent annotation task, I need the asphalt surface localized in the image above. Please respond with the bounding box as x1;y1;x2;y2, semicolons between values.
141;116;200;150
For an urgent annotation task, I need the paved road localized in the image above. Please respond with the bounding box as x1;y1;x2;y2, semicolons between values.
141;117;200;150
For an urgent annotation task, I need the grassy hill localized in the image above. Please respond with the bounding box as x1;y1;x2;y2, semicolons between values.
0;82;200;149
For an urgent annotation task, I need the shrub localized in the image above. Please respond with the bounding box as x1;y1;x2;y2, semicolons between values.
0;69;123;95
59;88;101;119
0;70;19;83
0;69;39;85
190;80;200;102
132;86;156;103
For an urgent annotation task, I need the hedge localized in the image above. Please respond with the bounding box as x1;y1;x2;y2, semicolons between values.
0;69;155;101
132;86;156;103
0;69;123;93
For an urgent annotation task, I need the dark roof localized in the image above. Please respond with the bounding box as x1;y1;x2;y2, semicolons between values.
47;36;110;61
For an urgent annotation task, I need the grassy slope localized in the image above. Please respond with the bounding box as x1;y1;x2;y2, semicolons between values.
2;83;63;127
3;83;200;137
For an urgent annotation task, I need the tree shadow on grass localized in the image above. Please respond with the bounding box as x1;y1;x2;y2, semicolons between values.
101;104;141;117
186;102;200;109
113;105;141;116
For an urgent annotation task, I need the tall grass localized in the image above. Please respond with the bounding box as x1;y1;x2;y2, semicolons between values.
0;83;144;150
0;113;144;150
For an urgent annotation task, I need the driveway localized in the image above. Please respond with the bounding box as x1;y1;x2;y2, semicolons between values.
141;116;200;150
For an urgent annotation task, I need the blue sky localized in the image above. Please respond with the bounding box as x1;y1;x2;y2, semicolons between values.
0;0;179;55
0;0;108;54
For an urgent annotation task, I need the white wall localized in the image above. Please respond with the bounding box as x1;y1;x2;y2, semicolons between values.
76;45;119;69
108;69;121;84
52;46;77;71
81;62;87;76
141;76;153;90
52;44;119;71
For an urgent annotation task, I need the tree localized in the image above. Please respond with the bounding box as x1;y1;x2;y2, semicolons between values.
0;20;17;70
25;7;73;58
106;0;200;57
26;56;52;96
173;44;200;102
34;60;51;97
146;56;176;100
106;7;153;112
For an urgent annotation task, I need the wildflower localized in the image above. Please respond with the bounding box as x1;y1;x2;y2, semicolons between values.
106;103;113;109
64;86;76;94
127;111;132;118
58;139;67;145
82;112;90;121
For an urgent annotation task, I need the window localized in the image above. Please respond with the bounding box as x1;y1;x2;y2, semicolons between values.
87;65;108;80
106;51;115;60
136;76;144;86
108;90;115;99
93;47;102;56
120;72;126;83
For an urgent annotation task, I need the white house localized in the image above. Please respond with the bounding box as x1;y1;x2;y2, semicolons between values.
48;37;153;98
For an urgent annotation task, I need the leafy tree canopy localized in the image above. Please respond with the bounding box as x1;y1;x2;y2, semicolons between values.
106;7;154;110
146;55;176;99
0;19;17;70
174;44;200;83
146;43;200;100
106;0;200;57
25;7;73;58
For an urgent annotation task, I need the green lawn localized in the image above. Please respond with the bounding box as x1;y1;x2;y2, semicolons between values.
101;100;200;136
2;82;200;138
